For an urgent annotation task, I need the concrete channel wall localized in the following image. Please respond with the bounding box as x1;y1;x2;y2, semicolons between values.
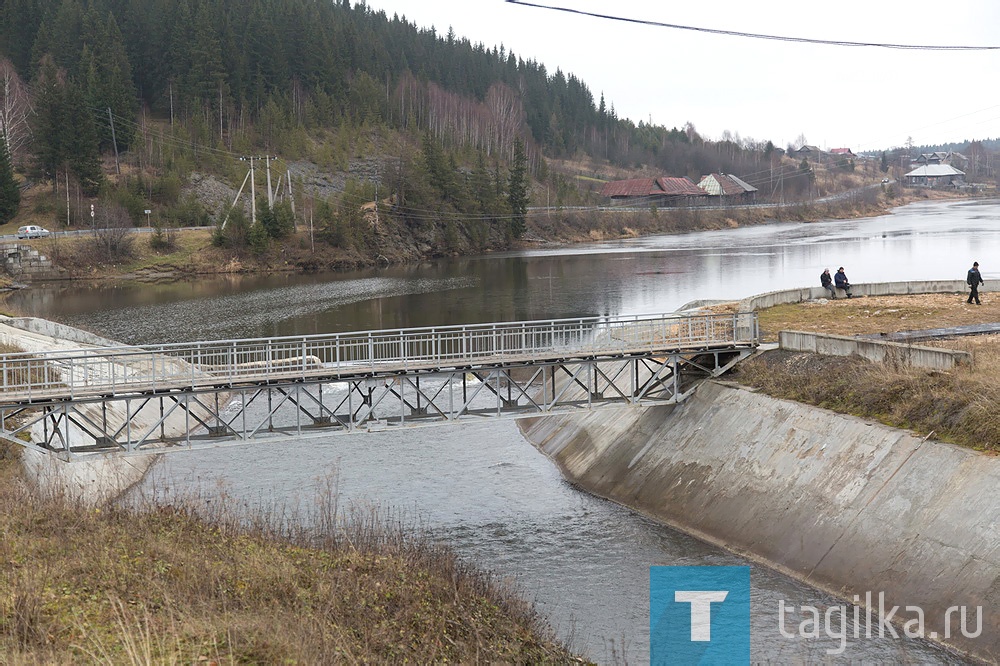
519;382;999;663
737;280;968;311
0;317;217;504
779;330;972;371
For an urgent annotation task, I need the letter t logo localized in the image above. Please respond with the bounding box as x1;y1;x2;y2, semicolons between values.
675;591;729;641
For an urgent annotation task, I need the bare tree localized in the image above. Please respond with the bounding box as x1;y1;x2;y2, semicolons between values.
0;59;32;161
84;204;135;264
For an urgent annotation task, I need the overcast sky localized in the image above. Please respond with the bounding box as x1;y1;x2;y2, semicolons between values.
361;0;1000;152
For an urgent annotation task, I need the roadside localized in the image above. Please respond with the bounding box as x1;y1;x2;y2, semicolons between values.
729;293;1000;452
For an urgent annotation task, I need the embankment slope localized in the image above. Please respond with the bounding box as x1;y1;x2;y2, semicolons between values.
520;381;998;662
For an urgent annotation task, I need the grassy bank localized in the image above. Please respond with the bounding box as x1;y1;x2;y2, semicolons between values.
0;448;580;663
731;293;1000;452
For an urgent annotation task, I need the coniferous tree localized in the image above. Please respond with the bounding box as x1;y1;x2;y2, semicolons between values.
471;152;494;214
81;9;138;151
258;198;295;239
31;56;103;196
185;4;228;115
507;142;529;239
0;131;20;225
63;80;102;195
31;56;67;188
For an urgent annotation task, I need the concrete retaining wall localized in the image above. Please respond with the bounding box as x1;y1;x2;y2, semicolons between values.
0;317;217;504
779;330;972;371
519;382;999;663
737;280;969;311
1;243;66;280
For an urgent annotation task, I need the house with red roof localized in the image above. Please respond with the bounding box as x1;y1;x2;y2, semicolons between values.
599;176;706;206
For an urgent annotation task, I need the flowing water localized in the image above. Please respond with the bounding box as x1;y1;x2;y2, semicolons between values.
8;198;997;663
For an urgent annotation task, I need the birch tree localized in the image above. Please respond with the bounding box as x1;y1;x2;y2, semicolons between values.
0;59;32;161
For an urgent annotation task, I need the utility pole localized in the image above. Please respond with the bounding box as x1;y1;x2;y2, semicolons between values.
249;156;256;226
107;108;120;175
265;155;274;208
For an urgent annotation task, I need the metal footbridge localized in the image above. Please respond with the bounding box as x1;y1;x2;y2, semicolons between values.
0;311;758;457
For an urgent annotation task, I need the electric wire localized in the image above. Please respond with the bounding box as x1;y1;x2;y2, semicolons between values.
505;0;1000;51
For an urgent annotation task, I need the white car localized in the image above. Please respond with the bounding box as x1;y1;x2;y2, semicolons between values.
16;225;50;239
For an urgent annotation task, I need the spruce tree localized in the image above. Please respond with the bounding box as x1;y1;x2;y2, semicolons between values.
63;81;103;196
81;10;138;151
31;56;67;188
507;142;529;239
0;131;20;225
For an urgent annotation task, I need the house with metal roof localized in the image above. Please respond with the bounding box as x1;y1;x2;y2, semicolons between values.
696;173;758;201
903;164;965;188
830;148;855;157
913;151;968;170
599;177;706;206
795;145;826;161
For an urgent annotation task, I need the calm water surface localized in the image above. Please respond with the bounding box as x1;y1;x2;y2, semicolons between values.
8;199;994;663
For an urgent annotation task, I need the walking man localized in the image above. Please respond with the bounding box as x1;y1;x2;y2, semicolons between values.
967;261;984;305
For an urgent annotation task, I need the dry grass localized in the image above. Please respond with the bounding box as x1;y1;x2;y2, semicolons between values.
754;292;1000;343
731;293;1000;451
0;464;581;664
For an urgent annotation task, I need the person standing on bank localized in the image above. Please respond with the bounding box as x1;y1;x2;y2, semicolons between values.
820;268;837;299
967;261;984;305
834;267;853;298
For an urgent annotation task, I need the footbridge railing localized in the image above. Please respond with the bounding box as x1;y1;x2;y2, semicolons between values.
1;312;757;402
0;311;758;456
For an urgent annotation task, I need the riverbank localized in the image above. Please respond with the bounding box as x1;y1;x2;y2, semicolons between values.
723;291;1000;451
0;320;580;663
1;185;967;284
519;282;999;663
0;444;578;663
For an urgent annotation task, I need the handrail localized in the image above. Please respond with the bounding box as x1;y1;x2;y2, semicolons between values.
0;312;758;400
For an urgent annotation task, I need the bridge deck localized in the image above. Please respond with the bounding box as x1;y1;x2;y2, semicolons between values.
0;312;758;405
0;312;759;456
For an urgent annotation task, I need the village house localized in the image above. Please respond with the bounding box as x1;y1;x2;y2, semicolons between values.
599;177;706;207
912;151;968;171
696;173;758;202
795;145;826;162
903;164;966;188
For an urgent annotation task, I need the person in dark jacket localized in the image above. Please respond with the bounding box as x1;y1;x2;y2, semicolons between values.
820;268;836;299
967;261;984;305
834;267;852;298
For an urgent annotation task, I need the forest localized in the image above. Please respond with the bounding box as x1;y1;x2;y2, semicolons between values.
0;0;932;256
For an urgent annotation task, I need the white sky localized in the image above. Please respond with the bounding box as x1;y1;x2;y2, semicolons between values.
361;0;1000;152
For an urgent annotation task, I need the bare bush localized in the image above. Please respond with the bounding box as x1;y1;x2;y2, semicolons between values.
82;204;136;264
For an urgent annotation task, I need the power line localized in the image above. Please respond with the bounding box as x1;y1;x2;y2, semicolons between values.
505;0;1000;51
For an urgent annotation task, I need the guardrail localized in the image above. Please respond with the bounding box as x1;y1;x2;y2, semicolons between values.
0;312;758;401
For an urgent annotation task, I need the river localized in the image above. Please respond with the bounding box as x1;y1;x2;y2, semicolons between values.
7;198;995;663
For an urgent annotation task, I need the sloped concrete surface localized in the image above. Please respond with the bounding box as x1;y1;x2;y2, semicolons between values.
0;317;216;504
519;381;998;662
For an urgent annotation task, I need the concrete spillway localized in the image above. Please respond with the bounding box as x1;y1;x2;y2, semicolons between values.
520;380;998;663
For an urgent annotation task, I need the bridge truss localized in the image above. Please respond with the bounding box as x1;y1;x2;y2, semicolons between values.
0;312;757;458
